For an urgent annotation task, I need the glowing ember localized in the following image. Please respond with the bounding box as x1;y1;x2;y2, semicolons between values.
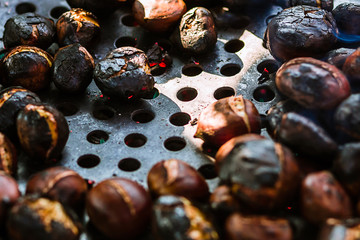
128;95;133;99
260;89;267;95
159;62;166;68
100;94;103;98
263;68;269;73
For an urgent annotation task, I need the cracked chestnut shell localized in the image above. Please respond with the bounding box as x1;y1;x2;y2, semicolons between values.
332;3;360;35
266;6;338;62
0;172;20;226
319;218;360;240
194;95;261;148
86;178;152;240
56;8;100;48
3;13;55;50
16;103;69;162
147;159;209;201
342;48;360;84
52;43;94;94
276;57;350;109
0;133;17;176
152;195;219;240
26;166;87;214
132;0;187;32
7;197;81;240
226;213;293;240
94;47;155;99
301;171;352;223
0;46;53;92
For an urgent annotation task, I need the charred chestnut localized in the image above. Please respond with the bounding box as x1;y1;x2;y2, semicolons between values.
194;96;261;148
343;48;360;84
0;133;17;176
209;185;241;216
132;0;187;32
52;43;94;94
94;47;155;99
7;197;81;240
217;138;300;211
301;171;352;223
225;213;293;240
323;48;356;69
26;166;87;214
276;57;350;109
266;6;338;62
152;195;219;240
3;13;55;50
318;218;360;240
332;3;360;36
0;172;20;226
56;8;100;48
147;159;209;201
16;103;69;162
86;178;152;240
0;46;53;92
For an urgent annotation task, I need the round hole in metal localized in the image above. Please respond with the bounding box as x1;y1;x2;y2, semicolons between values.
224;39;244;53
125;133;147;148
230;16;250;29
177;87;198;102
156;39;173;52
56;102;78;116
92;106;115;120
164;137;186;151
257;59;280;74
50;6;69;19
115;36;137;48
214;87;235;100
170;112;191;126
87;130;109;144
77;154;100;168
198;164;217;180
131;109;155;123
182;64;203;77
16;2;36;14
118;158;141;172
121;14;138;27
151;66;167;76
220;63;241;76
253;86;275;102
142;87;160;99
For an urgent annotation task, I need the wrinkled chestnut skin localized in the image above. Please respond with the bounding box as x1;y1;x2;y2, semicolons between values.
323;48;356;69
343;48;360;84
3;13;55;50
86;178;152;240
276;57;350;109
148;159;209;201
7;197;81;240
0;46;53;92
26;166;87;214
152;195;219;240
0;172;20;226
209;185;241;216
94;47;155;99
16;103;69;162
335;94;360;141
194;96;261;148
132;0;187;32
217;139;300;211
319;218;360;240
66;0;127;15
226;213;293;240
0;133;17;176
52;43;94;94
56;8;100;48
301;171;352;223
266;6;337;62
332;3;360;36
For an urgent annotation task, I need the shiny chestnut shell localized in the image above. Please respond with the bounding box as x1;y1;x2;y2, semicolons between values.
16;103;69;162
209;185;241;216
342;48;360;84
194;95;261;148
0;133;17;176
0;172;20;226
276;57;350;109
335;94;360;141
323;48;356;69
86;177;152;240
147;159;209;201
0;46;53;92
332;3;360;35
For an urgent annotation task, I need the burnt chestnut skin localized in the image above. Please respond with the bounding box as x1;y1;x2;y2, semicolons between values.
0;171;20;226
342;48;360;84
335;94;360;141
0;133;17;176
332;3;360;35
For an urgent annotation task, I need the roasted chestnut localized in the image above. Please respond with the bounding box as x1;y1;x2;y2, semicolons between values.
323;48;356;70
0;133;17;176
86;178;152;240
16;103;69;162
332;3;360;36
266;6;338;62
194;95;261;148
152;195;219;240
56;8;100;48
301;171;352;223
342;48;360;84
52;43;94;94
216;138;300;211
318;218;360;240
3;13;55;50
276;57;350;109
0;46;53;92
209;185;241;216
132;0;187;32
0;171;20;226
94;46;155;99
147;159;209;201
278;0;333;11
225;213;293;240
26;166;87;214
7;197;81;240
